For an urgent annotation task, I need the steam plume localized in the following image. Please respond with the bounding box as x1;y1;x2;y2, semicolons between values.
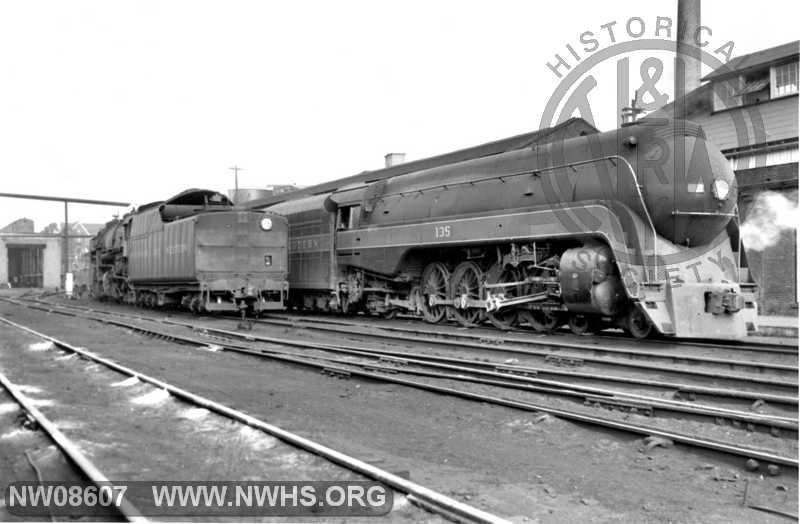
740;191;799;251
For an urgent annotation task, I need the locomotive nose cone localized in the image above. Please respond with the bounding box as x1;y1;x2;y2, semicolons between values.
637;122;737;247
675;135;737;246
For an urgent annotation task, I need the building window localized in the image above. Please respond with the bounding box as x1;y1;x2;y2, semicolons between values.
727;146;799;171
771;62;799;98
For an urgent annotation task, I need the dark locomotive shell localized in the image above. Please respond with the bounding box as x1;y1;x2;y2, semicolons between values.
262;118;758;340
90;188;288;314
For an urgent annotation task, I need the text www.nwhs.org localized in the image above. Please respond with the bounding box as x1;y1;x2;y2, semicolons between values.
152;483;389;508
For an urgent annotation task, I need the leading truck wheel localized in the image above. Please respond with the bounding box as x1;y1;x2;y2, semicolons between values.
568;314;595;336
421;262;450;324
520;310;561;333
625;307;653;339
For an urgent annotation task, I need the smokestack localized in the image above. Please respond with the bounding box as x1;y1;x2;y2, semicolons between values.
384;153;405;168
676;0;702;105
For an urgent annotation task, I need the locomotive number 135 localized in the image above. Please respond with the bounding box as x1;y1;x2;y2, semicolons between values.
434;225;451;239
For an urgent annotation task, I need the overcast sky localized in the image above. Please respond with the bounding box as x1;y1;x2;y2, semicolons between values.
0;0;796;228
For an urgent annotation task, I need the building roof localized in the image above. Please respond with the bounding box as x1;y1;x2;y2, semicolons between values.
246;117;599;208
703;40;799;82
0;218;34;234
41;222;106;236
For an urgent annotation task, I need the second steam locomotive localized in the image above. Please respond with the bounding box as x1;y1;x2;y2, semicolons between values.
89;188;288;315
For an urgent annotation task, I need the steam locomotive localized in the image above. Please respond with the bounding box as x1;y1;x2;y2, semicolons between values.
257;118;758;340
89;188;288;314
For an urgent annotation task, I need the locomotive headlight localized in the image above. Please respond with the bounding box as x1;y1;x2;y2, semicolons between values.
259;217;273;231
711;179;730;200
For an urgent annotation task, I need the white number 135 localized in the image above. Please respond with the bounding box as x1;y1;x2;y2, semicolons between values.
434;225;451;238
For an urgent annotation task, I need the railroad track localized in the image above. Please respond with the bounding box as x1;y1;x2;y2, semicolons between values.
254;316;798;381
12;298;800;411
19;298;799;397
0;314;507;524
12;291;796;356
14;296;797;408
261;312;797;362
0;371;146;522
179;322;799;436
267;311;797;355
4;297;797;470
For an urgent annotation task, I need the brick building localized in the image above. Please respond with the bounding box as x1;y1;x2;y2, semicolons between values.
657;41;798;315
41;221;104;276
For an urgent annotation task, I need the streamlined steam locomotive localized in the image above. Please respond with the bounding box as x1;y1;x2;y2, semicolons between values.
257;117;758;340
90;189;288;314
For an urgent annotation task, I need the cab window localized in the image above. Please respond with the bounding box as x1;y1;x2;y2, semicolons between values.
338;205;360;230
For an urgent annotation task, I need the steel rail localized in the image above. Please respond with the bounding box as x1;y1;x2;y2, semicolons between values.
255;315;798;372
3;315;796;469
21;296;795;355
173;329;798;432
18;298;794;386
264;311;797;355
39;299;786;433
252;318;797;386
169;323;796;431
14;299;799;431
576;329;796;354
0;371;147;522
0;316;509;524
10;298;797;406
6;298;797;458
203;325;799;404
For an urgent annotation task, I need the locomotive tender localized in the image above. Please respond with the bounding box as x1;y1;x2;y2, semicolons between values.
90;188;288;314
259;118;758;340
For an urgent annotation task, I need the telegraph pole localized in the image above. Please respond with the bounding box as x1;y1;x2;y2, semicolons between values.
63;201;68;287
229;166;243;193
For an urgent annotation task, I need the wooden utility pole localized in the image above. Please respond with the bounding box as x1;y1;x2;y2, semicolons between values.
229;166;243;193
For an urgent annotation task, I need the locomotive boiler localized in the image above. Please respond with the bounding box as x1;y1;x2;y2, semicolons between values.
90;188;289;314
262;118;758;340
